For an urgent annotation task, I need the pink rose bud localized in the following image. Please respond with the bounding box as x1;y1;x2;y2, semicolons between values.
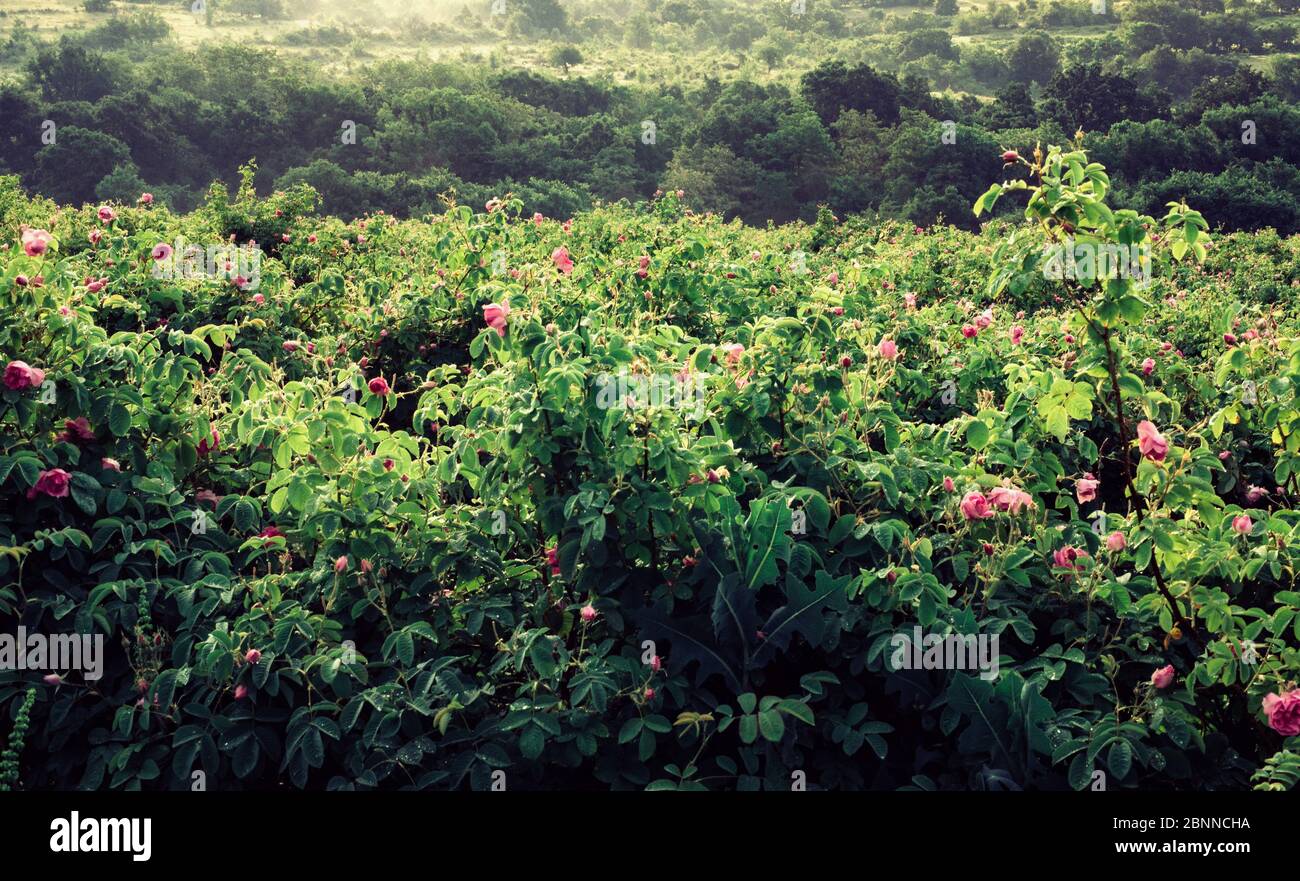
943;476;955;492
335;556;348;573
1106;531;1126;552
644;688;655;700
245;649;262;664
234;684;249;700
1150;665;1175;689
43;673;62;686
580;604;597;623
1232;514;1253;535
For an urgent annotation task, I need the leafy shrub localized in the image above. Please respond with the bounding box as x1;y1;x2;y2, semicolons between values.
1;147;1298;791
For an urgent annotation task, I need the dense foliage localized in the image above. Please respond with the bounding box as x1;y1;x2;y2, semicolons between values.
3;142;1300;790
6;0;1300;229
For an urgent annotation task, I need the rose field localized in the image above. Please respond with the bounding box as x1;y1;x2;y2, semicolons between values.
3;142;1300;793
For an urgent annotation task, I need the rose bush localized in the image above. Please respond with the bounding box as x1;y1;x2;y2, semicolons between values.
1;146;1298;791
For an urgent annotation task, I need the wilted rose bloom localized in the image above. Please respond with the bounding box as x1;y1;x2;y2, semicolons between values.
943;476;955;492
1224;333;1236;345
580;604;597;623
831;306;844;316
59;416;95;444
360;559;373;574
151;242;172;261
552;246;574;275
282;340;299;352
252;293;265;305
988;485;1034;514
1232;514;1253;535
961;324;977;339
904;292;917;310
368;376;390;396
960;491;993;520
1141;357;1155;376
138;192;153;204
1262;690;1300;736
4;360;45;391
1010;325;1024;345
827;271;839;286
195;489;219;508
27;468;71;501
1075;472;1099;504
1136;421;1168;461
1150;665;1175;689
483;300;510;337
259;526;284;539
721;343;745;365
975;308;993;330
97;205;115;222
88;229;102;245
86;277;108;293
1106;531;1126;552
878;339;899;360
21;228;53;257
1246;485;1269;504
101;458;121;472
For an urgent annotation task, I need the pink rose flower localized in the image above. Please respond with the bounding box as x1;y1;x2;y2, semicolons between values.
482;300;510;337
987;485;1035;514
975;308;993;330
721;343;745;366
1076;472;1099;504
138;192;153;204
368;376;390;396
1150;665;1175;689
1262;690;1300;736
1010;325;1024;345
1136;420;1168;462
960;491;993;520
1106;531;1126;552
904;292;917;310
878;338;898;360
1141;357;1155;376
21;228;53;257
961;325;977;339
552;246;574;275
97;205;115;222
3;360;45;391
151;243;172;261
101;458;121;472
1052;545;1088;573
27;468;71;501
